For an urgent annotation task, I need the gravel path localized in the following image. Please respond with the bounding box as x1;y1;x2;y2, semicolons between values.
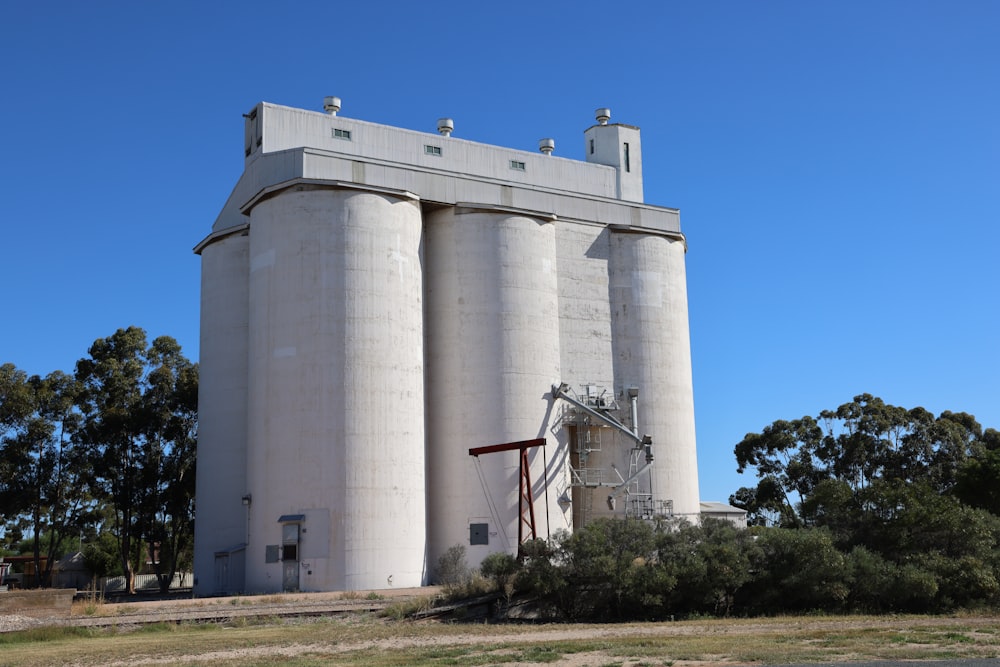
0;586;440;633
0;613;64;633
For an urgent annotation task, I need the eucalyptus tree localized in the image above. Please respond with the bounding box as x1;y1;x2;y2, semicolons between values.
0;363;32;515
733;395;992;529
816;394;913;493
728;477;789;527
732;395;1000;601
74;327;197;593
954;428;1000;515
733;416;824;526
0;364;87;586
139;336;197;592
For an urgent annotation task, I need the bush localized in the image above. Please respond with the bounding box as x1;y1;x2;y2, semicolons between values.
517;537;573;616
559;518;660;620
480;551;520;593
658;519;757;617
741;528;849;614
442;570;494;600
435;544;468;586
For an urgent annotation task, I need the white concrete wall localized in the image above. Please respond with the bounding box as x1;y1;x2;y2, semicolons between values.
584;123;644;202
212;137;679;239
424;206;571;574
609;232;700;519
193;232;249;595
555;223;615;388
254;103;618;199
244;186;426;592
553;222;698;525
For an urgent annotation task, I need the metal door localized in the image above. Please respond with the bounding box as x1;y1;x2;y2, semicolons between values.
213;554;229;594
282;560;298;592
281;523;300;592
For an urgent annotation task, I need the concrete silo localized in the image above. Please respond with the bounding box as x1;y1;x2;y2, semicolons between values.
192;231;250;594
243;184;426;592
609;231;700;520
193;99;713;596
424;205;571;569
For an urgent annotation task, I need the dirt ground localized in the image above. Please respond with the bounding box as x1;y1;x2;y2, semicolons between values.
94;612;1000;667
5;589;1000;666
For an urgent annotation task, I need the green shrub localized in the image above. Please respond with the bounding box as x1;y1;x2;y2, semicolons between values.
480;551;520;592
435;544;468;586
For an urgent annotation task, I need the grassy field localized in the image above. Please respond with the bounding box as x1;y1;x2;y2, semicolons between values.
1;612;998;666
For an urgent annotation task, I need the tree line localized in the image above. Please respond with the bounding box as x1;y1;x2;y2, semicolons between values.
5;354;998;614
463;395;1000;618
0;327;197;593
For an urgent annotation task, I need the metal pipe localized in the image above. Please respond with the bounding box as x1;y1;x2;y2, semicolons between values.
552;383;643;446
610;460;655;498
628;388;639;436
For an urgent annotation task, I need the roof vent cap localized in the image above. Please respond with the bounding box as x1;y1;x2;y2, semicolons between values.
539;138;555;155
323;96;342;115
595;108;611;125
437;118;454;136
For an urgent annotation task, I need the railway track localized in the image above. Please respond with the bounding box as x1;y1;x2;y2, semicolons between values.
67;596;400;628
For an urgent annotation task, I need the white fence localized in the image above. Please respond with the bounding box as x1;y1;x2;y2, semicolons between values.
98;572;193;593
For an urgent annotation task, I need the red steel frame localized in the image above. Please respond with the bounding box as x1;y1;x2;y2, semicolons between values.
468;438;546;552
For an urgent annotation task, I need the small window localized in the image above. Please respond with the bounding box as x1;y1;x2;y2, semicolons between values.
589;139;594;154
470;523;489;545
424;145;442;156
624;142;630;172
509;160;526;171
282;544;298;561
332;128;352;140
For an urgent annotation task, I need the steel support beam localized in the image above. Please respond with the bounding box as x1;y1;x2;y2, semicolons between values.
469;438;545;555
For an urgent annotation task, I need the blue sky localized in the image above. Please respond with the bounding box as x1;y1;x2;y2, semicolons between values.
2;1;997;504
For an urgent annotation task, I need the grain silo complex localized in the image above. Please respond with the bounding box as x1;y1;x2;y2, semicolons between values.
193;98;701;595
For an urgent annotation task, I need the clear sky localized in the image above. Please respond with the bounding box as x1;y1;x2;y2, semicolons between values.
2;1;997;505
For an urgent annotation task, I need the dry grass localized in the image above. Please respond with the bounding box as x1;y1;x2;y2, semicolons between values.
1;612;998;666
379;594;440;620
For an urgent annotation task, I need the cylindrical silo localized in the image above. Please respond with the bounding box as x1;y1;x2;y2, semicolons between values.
609;231;700;521
193;230;250;596
245;184;426;592
424;205;570;574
